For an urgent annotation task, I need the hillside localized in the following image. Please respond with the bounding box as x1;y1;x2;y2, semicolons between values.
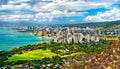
64;20;120;28
62;40;120;69
98;24;120;30
0;20;120;28
82;40;120;69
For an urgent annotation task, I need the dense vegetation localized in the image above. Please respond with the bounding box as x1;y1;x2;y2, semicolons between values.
0;41;108;68
62;40;120;69
64;20;120;28
98;24;120;30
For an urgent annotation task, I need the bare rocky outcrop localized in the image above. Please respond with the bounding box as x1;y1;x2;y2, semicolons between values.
82;40;120;69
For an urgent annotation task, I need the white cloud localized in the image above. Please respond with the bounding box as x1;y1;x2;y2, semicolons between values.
8;0;30;4
0;3;31;11
85;8;120;22
0;14;33;21
0;0;120;22
33;0;111;12
34;10;86;22
0;10;85;22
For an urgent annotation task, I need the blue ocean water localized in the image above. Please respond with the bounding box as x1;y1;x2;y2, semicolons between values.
0;27;51;51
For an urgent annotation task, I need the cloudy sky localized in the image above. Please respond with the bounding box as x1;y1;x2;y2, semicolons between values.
0;0;120;24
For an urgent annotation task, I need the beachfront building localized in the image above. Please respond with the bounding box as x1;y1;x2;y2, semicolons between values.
27;26;101;44
53;32;100;44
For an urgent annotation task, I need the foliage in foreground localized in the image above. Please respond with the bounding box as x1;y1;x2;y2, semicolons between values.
0;41;108;67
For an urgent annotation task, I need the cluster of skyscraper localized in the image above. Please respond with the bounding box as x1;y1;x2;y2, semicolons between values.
13;26;120;43
30;27;101;44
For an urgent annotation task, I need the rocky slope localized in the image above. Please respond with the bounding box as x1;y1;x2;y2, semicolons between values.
82;40;120;69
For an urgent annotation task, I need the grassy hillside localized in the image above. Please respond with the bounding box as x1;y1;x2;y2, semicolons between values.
0;42;108;66
98;24;120;30
99;36;120;40
6;49;58;62
64;20;120;28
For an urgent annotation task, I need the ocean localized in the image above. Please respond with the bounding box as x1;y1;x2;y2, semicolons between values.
0;27;51;51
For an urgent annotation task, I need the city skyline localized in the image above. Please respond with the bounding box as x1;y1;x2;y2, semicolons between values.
0;0;120;24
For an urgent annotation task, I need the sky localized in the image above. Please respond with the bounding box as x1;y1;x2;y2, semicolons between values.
0;0;120;24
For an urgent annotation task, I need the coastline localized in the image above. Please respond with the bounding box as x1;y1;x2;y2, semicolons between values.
0;27;52;51
29;31;53;41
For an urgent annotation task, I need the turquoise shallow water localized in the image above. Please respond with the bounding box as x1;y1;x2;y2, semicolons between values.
0;27;51;51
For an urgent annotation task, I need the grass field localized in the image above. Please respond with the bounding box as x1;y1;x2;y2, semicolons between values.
61;52;85;58
99;36;119;40
6;49;58;62
6;49;84;62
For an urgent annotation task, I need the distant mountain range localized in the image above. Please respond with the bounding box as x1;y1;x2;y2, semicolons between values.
63;20;120;28
0;20;120;28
